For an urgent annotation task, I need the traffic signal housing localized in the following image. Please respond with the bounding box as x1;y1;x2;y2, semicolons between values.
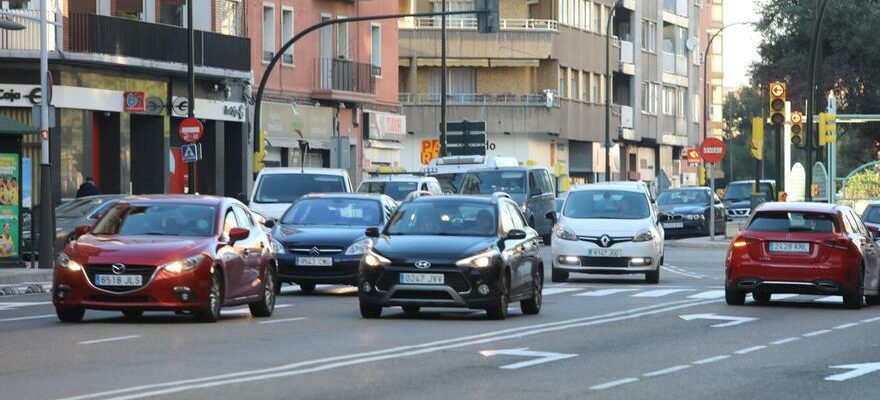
751;117;764;160
819;112;837;146
769;82;786;126
790;111;803;147
477;0;499;33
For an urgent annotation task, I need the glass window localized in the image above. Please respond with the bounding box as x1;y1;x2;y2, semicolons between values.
722;182;773;202
583;0;591;30
337;19;349;59
357;181;420;201
461;171;527;194
92;203;217;237
506;202;527;230
641;20;656;52
233;206;254;229
262;5;275;62
571;69;579;101
159;0;185;26
254;174;347;204
281;198;382;227
386;200;497;236
433;173;465;194
581;71;590;101
563;190;651;220
281;8;294;64
56;197;113;218
863;206;880;225
592;3;601;33
748;212;838;233
370;24;381;75
657;190;710;206
499;204;515;233
219;0;242;36
558;67;567;98
223;209;239;237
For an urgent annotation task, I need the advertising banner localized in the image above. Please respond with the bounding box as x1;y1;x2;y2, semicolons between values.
0;153;19;258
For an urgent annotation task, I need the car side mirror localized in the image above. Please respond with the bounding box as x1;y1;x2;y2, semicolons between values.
365;226;380;238
506;229;527;240
228;227;250;243
263;219;276;229
74;225;91;236
545;210;557;223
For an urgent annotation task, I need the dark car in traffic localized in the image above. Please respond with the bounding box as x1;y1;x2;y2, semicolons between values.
861;202;880;235
657;187;725;237
273;193;397;294
358;193;543;320
52;195;278;322
722;180;776;220
54;195;126;251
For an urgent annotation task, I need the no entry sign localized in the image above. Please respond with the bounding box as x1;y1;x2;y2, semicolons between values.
699;137;726;164
179;118;204;143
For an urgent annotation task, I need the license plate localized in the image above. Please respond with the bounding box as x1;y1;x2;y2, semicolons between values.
662;222;684;229
400;273;445;285
296;257;333;266
769;242;810;253
588;249;623;257
95;274;142;287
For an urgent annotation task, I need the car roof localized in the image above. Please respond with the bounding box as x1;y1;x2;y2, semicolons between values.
729;179;775;184
361;174;434;182
115;194;227;206
569;183;645;193
663;187;708;191
410;195;496;204
299;193;389;201
258;167;349;176
754;201;841;214
467;166;545;173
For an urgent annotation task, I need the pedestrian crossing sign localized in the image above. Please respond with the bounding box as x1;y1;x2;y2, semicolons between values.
182;143;201;163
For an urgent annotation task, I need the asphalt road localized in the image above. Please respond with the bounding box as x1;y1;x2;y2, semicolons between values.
2;245;880;400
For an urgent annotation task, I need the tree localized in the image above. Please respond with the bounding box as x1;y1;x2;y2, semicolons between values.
721;87;776;183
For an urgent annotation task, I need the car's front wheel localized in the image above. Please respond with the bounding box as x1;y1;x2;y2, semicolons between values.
752;291;771;304
360;302;382;318
645;268;660;284
195;269;223;322
725;288;746;305
486;272;510;320
249;266;277;317
520;271;543;315
56;307;85;322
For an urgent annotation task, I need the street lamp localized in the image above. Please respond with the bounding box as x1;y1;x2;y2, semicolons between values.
604;0;623;182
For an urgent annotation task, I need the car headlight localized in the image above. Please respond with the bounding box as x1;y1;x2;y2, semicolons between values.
163;254;207;273
345;238;372;256
455;249;498;268
685;214;705;221
553;224;577;241
363;248;390;268
270;239;286;254
633;229;654;242
56;253;82;271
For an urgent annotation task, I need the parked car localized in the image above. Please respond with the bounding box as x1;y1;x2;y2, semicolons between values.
861;201;880;234
358;193;543;320
549;183;665;283
52;195;278;322
246;168;353;220
357;174;442;201
459;166;556;242
427;155;519;194
272;193;397;294
726;202;880;308
55;195;126;251
657;187;725;237
722;180;777;220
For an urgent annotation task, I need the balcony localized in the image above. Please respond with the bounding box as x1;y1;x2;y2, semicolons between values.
67;13;250;71
619;40;635;75
400;18;557;60
399;92;557;107
399;17;558;31
0;9;58;51
313;58;376;100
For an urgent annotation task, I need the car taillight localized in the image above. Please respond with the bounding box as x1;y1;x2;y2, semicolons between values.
820;238;851;251
732;238;750;248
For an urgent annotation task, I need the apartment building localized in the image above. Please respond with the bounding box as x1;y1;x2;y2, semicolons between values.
249;0;403;181
700;0;723;140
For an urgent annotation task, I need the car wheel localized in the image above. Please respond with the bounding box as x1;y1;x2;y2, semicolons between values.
360;301;382;318
402;305;420;314
752;291;771;304
249;265;277;318
56;307;85;322
520;270;543;315
843;266;865;310
645;268;660;284
725;289;746;305
121;310;143;319
486;271;510;320
274;281;283;295
298;282;317;294
866;294;880;306
195;269;223;322
551;268;568;283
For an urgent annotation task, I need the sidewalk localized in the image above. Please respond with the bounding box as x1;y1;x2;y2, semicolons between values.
0;267;53;296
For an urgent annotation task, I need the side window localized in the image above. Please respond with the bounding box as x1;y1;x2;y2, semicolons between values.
841;211;855;234
528;171;540;195
420;182;429;191
233;206;254;229
383;198;396;222
850;210;869;236
461;174;477;194
499;203;516;233
223;209;240;237
541;170;554;195
506;202;527;230
431;181;442;193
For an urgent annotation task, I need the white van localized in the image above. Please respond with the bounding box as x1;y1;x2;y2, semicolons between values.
248;168;353;220
426;155;519;193
357;174;442;201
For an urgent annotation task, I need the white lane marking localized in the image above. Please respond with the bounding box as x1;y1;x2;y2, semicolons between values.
643;365;692;377
223;304;292;316
834;323;860;330
0;314;55;323
679;313;758;328
814;296;841;303
803;329;832;337
590;378;639;390
734;345;767;355
770;337;802;345
770;294;799;300
258;317;307;325
479;348;578;370
632;289;694;298
0;301;52;311
573;288;638;297
825;362;880;382
662;265;705;279
55;299;719;400
693;355;730;365
861;316;880;323
541;288;583;296
79;335;141;345
687;290;726;300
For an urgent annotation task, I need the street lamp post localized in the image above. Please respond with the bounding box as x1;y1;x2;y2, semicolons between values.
805;0;830;201
604;0;622;182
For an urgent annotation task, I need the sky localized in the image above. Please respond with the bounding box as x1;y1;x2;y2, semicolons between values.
723;0;761;88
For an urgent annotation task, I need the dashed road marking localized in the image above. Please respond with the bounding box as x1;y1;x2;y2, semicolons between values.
770;337;801;345
833;323;860;330
734;345;767;355
0;314;55;323
803;329;832;337
643;365;691;377
632;289;694;298
590;377;639;390
541;288;583;296
79;335;141;345
687;290;726;300
693;355;730;365
573;289;638;297
258;317;307;325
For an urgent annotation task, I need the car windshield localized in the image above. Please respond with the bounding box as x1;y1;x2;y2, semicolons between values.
385;200;496;236
56;197;114;218
748;211;837;233
563;190;651;220
281;198;382;226
723;183;772;202
864;206;880;224
433;173;464;194
254;174;346;203
460;171;526;194
358;181;419;201
92;203;217;236
657;190;710;206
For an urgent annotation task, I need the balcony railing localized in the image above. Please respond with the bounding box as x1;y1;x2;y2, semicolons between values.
619;105;634;129
68;13;250;71
619;40;634;64
399;17;558;31
0;9;57;51
316;58;376;94
400;92;557;107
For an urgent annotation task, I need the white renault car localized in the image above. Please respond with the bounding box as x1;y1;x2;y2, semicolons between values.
549;183;665;283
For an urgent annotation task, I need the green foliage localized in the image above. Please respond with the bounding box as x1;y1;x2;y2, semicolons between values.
844;169;880;199
721;87;777;183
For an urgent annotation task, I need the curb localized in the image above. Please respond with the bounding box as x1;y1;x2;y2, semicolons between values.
0;282;51;296
665;239;731;250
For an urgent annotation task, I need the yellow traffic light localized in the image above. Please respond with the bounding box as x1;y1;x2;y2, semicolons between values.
751;117;764;160
819;112;837;146
790;111;803;146
769;82;786;125
697;165;706;186
253;129;267;173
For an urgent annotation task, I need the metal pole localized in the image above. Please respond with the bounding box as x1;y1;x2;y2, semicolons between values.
604;1;620;182
805;0;829;201
776;123;783;191
709;163;715;241
37;0;52;269
187;0;196;194
439;0;448;157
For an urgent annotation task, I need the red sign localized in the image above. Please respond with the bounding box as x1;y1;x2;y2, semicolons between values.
421;139;440;165
179;118;204;143
699;137;726;164
686;148;701;164
123;91;145;112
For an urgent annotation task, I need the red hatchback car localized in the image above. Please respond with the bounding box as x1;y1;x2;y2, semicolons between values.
726;202;880;309
52;195;278;322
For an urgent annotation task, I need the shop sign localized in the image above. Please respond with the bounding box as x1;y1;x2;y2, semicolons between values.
421;139;440;165
223;104;245;120
123;91;146;112
366;111;406;139
0;85;42;108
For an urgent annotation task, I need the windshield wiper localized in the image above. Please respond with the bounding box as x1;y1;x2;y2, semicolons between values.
141;232;179;236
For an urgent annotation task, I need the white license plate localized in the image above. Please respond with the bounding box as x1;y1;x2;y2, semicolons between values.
769;242;810;253
95;274;142;287
662;222;684;229
296;257;333;266
400;273;445;285
588;249;623;257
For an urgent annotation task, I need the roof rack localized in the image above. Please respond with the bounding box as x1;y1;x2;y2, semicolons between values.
402;190;434;203
490;192;511;204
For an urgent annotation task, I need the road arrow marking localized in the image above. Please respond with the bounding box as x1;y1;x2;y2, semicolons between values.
479;347;577;370
825;362;880;382
679;313;758;328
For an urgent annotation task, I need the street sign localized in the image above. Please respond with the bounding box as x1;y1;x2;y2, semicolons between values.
812;162;828;200
179;118;204;143
699;137;726;164
123;91;145;112
421;139;440;165
686;148;701;164
144;96;165;115
181;143;201;163
171;97;189;117
444;120;487;157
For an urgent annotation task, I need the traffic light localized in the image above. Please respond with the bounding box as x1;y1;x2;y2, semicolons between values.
819;112;837;146
477;0;499;33
790;111;803;147
253;129;266;173
768;81;786;126
751;117;763;160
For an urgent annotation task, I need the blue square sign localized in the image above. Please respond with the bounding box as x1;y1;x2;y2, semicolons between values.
182;143;201;163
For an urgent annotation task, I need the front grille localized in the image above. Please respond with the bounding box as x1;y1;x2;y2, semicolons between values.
85;265;156;293
289;246;344;255
85;294;155;303
727;209;750;217
391;290;453;301
376;271;471;292
576;236;634;247
579;257;631;268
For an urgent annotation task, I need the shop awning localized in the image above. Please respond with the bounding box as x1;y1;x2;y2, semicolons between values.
489;59;540;67
417;58;490;67
0;116;39;135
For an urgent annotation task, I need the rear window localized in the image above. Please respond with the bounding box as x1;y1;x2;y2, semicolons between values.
460;171;526;194
254;174;346;203
863;206;880;224
723;183;773;202
358;181;419;201
433;173;465;194
748;211;837;233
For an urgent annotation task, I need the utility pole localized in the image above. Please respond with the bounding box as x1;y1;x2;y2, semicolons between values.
604;0;622;182
439;0;448;157
805;0;829;201
187;0;196;194
37;0;51;269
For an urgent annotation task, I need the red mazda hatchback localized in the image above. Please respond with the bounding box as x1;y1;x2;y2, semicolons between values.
52;195;278;322
726;202;880;309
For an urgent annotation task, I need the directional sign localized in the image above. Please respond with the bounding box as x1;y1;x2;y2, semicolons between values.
679;313;758;328
179;118;204;143
699;137;726;164
825;362;880;382
171;97;189;117
479;348;577;370
686;148;701;164
181;143;201;163
770;82;786;98
444;120;487;157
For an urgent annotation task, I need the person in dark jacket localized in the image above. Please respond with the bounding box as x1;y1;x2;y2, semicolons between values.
76;177;101;198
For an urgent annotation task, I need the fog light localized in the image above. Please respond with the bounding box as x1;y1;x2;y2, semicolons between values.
630;257;652;266
54;285;70;300
173;286;196;303
559;256;580;264
478;283;490;295
361;282;373;293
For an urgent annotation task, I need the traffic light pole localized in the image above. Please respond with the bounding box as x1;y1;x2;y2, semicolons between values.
776;123;784;192
805;0;829;201
439;0;447;157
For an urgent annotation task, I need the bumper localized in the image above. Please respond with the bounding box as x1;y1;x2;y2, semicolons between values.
551;237;662;275
359;265;503;309
277;253;360;285
726;259;859;294
662;221;709;236
727;277;854;295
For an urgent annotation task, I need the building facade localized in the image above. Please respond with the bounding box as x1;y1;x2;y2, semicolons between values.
700;0;724;140
248;0;403;182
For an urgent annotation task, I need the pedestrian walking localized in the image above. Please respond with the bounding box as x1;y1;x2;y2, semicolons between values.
76;177;101;198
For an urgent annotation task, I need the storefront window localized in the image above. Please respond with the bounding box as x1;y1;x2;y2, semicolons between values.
59;109;85;199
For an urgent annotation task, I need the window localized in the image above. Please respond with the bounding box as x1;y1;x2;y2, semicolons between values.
582;0;591;30
370;24;382;76
748;212;838;233
592;73;601;103
337;17;349;59
559;0;568;25
558;68;567;98
159;0;185;27
505;202;527;230
572;0;580;27
262;5;275;63
282;198;383;226
219;0;242;36
581;71;590;101
281;8;294;65
570;69;579;101
223;209;239;237
592;3;601;34
641;82;659;114
694;94;700;122
663;86;675;115
599;74;606;104
233;206;254;229
429;68;476;95
499;204;516;233
641;20;656;52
